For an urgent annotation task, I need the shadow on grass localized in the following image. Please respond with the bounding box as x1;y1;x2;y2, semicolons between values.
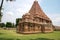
30;38;54;40
0;38;21;40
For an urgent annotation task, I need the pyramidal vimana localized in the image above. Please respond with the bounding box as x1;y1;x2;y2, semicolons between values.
17;0;54;34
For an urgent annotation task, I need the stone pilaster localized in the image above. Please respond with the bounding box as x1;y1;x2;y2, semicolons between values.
24;23;28;32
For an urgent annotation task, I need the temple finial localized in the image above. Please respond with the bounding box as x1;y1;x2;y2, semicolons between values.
35;0;37;1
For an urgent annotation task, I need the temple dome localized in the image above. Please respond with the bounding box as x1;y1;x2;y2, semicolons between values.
29;0;51;21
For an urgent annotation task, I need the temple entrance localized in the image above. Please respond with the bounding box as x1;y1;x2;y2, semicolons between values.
41;25;45;33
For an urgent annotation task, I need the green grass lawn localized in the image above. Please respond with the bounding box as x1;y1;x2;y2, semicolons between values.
0;29;60;40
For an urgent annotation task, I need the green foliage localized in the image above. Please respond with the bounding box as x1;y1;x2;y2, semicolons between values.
16;18;22;26
0;23;5;27
0;22;15;28
12;23;16;28
6;22;13;28
5;22;15;28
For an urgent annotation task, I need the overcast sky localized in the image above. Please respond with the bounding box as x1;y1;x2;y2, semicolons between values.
0;0;60;26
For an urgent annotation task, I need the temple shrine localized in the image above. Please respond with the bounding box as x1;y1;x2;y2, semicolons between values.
17;0;54;33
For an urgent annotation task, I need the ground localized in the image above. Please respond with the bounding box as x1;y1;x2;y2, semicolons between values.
0;29;60;40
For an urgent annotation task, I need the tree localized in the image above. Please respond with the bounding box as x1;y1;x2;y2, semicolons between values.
0;0;15;22
16;18;22;26
0;11;2;22
12;23;15;28
6;22;13;28
0;23;5;27
0;0;4;22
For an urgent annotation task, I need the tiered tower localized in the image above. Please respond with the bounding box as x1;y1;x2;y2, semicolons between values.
17;0;53;34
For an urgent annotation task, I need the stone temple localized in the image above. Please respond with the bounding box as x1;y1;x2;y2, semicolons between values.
17;0;54;34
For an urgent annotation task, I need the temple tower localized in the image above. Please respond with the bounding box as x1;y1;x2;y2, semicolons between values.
17;0;54;34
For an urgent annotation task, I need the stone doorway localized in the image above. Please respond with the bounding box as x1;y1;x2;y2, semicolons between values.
41;25;45;33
